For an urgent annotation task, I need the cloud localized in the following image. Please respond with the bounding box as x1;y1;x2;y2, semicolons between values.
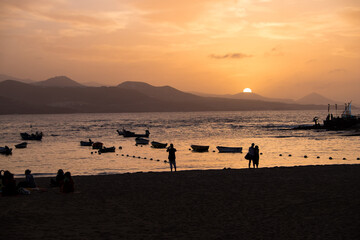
328;68;347;74
209;53;253;59
265;46;283;56
340;7;360;25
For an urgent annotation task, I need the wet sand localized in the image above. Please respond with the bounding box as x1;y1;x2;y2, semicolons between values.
2;164;360;240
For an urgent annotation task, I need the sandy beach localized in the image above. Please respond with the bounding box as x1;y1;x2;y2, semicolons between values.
1;164;359;240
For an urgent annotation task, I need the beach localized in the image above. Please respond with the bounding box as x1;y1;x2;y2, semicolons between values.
2;164;360;239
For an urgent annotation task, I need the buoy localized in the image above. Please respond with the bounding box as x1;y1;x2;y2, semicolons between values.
119;146;122;149
141;145;143;147
329;157;333;160
116;154;118;156
138;156;140;158
156;159;160;162
126;154;129;157
144;157;147;159
121;154;124;156
260;153;263;155
91;152;93;154
279;154;282;156
357;158;360;160
304;155;308;158
317;156;320;159
133;156;135;158
95;151;97;153
164;160;167;163
212;150;215;153
98;152;101;155
288;154;292;157
343;158;346;160
189;148;191;151
150;158;153;160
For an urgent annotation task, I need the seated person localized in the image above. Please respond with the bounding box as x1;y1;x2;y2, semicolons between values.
18;169;37;188
50;169;65;187
61;172;74;193
1;170;18;196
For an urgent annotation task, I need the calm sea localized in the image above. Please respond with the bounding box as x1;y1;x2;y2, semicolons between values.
1;110;359;177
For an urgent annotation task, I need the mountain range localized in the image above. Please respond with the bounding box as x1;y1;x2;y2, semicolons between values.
0;75;338;114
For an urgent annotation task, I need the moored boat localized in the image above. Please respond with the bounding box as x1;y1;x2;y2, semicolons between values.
92;142;103;149
80;139;93;146
123;129;150;138
99;146;116;153
151;141;168;148
216;146;243;153
135;137;149;145
191;145;209;152
20;132;43;141
15;142;28;149
0;146;12;155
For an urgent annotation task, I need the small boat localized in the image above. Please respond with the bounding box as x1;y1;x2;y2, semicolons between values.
135;137;149;145
151;141;168;148
15;142;28;149
80;139;93;146
99;146;116;153
122;129;150;138
20;132;43;141
92;142;103;149
216;146;243;153
191;145;209;152
0;146;12;155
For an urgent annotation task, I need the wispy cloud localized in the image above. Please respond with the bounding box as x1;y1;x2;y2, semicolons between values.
328;68;346;74
209;53;253;59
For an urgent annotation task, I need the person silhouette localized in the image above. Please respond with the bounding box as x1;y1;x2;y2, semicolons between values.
166;144;177;172
253;146;260;168
246;143;255;168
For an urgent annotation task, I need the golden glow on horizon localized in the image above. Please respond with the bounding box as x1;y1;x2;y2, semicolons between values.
243;88;252;93
0;0;359;103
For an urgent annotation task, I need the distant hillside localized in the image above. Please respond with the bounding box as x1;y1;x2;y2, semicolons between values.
192;91;294;103
0;74;34;84
33;76;85;87
296;93;338;105
118;81;202;102
0;80;326;114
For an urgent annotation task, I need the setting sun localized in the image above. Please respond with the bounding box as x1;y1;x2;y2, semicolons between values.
243;88;252;93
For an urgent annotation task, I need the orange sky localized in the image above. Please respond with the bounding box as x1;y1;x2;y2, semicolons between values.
0;0;359;102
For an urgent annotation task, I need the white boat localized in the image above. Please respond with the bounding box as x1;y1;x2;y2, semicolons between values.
191;145;209;152
135;137;149;145
216;146;243;153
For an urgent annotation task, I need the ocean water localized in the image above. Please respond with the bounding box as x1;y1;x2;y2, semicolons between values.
1;110;359;177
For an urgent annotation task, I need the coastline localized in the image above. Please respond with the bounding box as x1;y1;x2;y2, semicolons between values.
2;164;360;239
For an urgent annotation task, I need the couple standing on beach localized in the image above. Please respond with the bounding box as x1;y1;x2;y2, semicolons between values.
245;143;260;168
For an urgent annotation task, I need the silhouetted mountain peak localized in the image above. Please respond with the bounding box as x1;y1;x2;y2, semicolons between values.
296;92;336;105
33;76;84;87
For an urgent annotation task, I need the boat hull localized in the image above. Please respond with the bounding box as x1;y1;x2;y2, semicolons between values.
191;145;209;152
151;141;167;148
15;142;28;149
216;146;243;153
136;137;149;145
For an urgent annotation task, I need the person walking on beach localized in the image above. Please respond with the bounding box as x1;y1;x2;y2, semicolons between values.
167;144;177;172
253;145;260;168
245;143;255;168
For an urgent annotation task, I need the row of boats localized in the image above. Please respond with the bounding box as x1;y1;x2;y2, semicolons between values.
0;132;40;155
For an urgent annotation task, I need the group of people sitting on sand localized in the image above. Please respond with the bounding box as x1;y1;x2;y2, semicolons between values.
245;143;260;168
0;168;74;196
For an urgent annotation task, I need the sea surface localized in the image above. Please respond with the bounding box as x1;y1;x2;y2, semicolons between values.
1;110;359;177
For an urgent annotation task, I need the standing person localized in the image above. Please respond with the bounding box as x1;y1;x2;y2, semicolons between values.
245;143;255;168
253;145;260;168
166;144;177;172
